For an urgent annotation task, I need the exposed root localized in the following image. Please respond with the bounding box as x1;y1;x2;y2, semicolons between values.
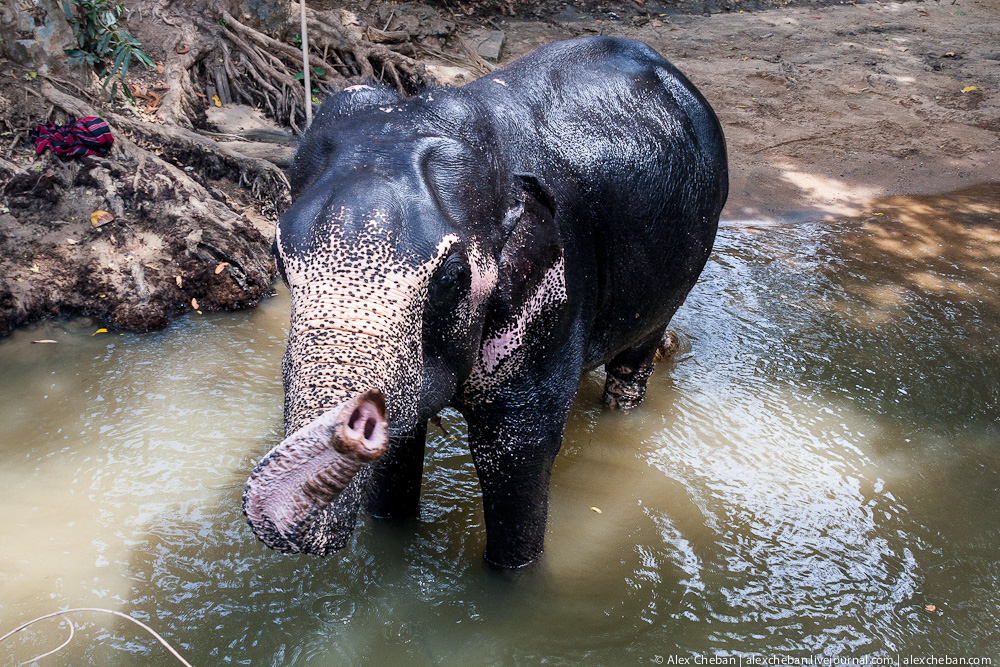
0;155;28;177
156;22;212;127
1;0;440;336
211;3;431;129
1;80;277;335
40;80;288;205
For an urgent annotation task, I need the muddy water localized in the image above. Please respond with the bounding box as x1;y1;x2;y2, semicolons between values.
2;185;999;665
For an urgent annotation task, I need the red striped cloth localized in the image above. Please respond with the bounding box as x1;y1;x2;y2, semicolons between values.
32;116;114;158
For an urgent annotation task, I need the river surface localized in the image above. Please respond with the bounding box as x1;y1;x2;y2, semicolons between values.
2;186;999;665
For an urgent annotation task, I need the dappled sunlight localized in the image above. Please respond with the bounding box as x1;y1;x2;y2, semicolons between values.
829;183;1000;328
2;188;999;663
777;168;874;217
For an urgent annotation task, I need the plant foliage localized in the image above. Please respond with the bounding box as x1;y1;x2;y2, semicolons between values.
61;0;155;100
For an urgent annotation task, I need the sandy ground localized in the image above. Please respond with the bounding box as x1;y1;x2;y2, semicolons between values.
454;0;1000;220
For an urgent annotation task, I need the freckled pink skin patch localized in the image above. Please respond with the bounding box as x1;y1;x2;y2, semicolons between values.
476;255;567;378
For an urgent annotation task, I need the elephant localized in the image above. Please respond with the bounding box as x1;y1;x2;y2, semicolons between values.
242;36;728;569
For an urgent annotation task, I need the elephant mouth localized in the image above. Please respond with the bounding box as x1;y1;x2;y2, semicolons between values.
242;390;389;554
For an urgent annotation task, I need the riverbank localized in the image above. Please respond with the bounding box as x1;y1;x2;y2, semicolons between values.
1;0;997;335
483;0;999;220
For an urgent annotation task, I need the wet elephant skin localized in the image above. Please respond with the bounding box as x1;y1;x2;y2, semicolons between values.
242;36;728;568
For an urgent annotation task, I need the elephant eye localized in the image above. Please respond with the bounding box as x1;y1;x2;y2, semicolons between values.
437;254;468;291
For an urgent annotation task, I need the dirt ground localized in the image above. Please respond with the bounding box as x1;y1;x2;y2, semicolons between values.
453;0;999;220
1;0;997;335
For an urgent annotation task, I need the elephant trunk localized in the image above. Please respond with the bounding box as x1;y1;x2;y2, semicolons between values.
242;264;428;554
280;273;426;435
242;390;389;553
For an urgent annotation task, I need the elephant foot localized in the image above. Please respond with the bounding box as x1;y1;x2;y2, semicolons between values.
654;329;681;363
602;363;656;410
602;329;680;410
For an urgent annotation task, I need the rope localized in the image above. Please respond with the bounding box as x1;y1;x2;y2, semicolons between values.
300;0;312;128
0;607;194;666
16;613;73;665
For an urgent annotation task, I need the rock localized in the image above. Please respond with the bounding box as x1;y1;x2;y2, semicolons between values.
478;30;507;63
0;0;87;77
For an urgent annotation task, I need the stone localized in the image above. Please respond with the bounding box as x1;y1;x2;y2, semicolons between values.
478;30;507;63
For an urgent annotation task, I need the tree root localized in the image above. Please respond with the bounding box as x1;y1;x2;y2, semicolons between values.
0;0;444;337
210;3;431;130
12;80;277;334
40;80;288;206
156;22;212;128
0;155;27;177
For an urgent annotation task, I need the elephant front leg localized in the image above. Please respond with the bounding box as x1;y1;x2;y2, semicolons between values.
466;404;571;569
365;421;428;519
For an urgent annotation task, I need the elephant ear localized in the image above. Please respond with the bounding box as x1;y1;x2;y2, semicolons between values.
474;173;568;381
499;173;561;268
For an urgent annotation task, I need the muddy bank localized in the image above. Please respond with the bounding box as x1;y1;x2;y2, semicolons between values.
2;0;997;335
0;155;276;336
481;0;999;220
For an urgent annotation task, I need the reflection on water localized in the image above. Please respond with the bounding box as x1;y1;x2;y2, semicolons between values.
1;185;999;664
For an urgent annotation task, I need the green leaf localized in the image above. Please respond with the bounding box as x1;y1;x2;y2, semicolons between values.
119;49;131;81
311;66;326;77
109;44;127;78
293;72;305;80
135;50;155;69
97;30;112;55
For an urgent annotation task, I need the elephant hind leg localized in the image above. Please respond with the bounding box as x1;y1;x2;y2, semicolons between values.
602;329;681;410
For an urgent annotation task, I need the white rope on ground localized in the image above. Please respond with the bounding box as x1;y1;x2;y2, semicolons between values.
300;0;312;128
0;607;194;667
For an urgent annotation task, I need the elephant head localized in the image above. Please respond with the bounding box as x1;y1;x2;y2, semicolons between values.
241;110;559;556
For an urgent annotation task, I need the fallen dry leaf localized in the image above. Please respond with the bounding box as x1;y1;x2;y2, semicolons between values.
590;506;603;514
91;210;114;228
212;94;222;107
962;85;978;93
214;262;230;274
175;275;183;288
191;298;199;310
91;328;108;336
32;339;58;344
926;604;937;612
